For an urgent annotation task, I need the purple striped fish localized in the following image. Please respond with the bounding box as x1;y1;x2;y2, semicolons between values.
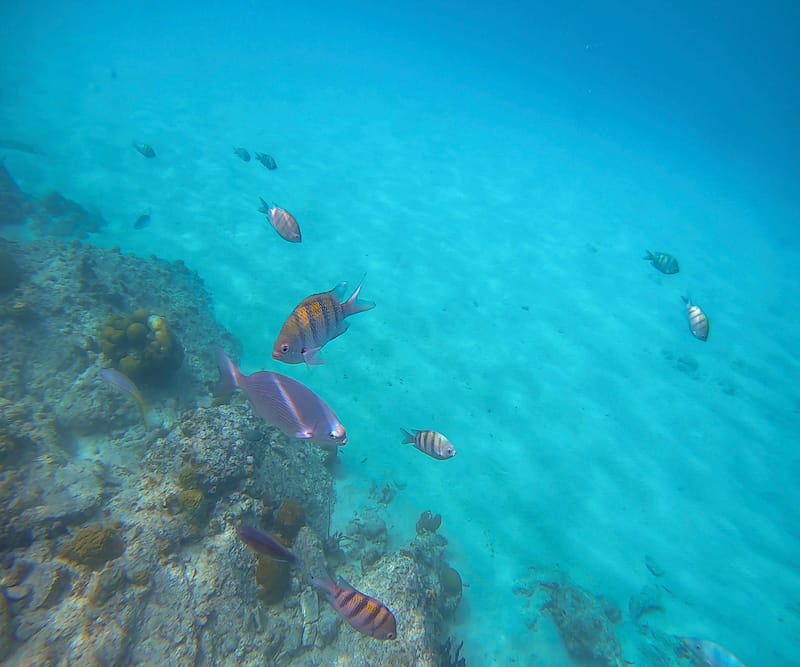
215;348;347;446
236;525;298;564
682;296;709;341
310;572;397;640
259;198;301;243
644;250;679;274
682;638;747;667
272;279;375;366
401;428;457;460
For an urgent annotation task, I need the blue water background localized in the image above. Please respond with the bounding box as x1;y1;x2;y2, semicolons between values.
2;1;798;664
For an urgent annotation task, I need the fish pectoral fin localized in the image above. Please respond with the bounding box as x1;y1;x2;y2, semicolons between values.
303;347;325;366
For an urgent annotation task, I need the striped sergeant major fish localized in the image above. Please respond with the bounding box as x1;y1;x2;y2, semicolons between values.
272;278;375;366
682;638;747;667
98;368;153;429
259;198;301;243
310;572;397;640
682;295;709;341
401;428;457;461
643;250;679;274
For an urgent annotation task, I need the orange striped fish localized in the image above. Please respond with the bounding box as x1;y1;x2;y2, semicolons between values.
682;295;709;341
272;279;375;366
258;198;301;243
310;572;397;640
401;428;457;460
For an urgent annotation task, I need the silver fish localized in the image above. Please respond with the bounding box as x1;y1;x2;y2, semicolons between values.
215;348;346;446
644;250;679;274
400;428;456;460
99;368;150;427
682;638;747;667
258;198;301;243
682;296;709;341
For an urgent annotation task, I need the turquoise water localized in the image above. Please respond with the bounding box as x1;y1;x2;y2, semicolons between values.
2;1;798;664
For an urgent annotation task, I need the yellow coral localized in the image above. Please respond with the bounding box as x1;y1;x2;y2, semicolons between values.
255;555;289;604
61;524;123;569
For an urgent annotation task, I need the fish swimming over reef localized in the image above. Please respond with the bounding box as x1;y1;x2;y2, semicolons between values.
255;152;277;169
233;147;251;161
682;296;709;341
401;428;456;460
215;348;347;446
643;250;679;274
310;572;397;640
236;525;298;564
272;279;375;366
132;142;156;158
133;213;151;230
99;368;152;428
682;638;747;667
258;198;301;243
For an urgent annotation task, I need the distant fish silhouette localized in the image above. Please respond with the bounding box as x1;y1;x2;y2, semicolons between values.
255;152;277;170
233;147;250;161
133;213;151;230
643;250;679;274
133;142;156;158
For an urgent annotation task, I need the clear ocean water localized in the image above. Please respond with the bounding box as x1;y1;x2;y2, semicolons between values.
2;1;798;665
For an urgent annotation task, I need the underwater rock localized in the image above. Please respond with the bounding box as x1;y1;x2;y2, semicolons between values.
416;510;442;535
0;161;29;226
0;244;22;292
275;498;305;539
0;593;11;661
30;192;107;238
60;524;124;570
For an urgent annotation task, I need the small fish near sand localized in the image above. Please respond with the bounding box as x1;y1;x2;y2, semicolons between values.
682;295;709;341
133;213;151;230
682;638;747;667
235;525;298;564
233;147;251;161
133;142;156;158
272;278;375;366
255;152;277;170
310;572;397;640
258;198;301;243
99;368;152;428
643;250;679;274
215;348;347;446
401;428;457;461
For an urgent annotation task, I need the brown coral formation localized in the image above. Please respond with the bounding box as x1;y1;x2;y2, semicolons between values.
275;498;304;539
254;554;289;604
60;524;124;570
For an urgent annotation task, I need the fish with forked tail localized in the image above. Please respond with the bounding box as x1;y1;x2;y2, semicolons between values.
643;250;679;274
272;279;375;366
259;198;301;243
401;428;456;460
310;571;397;640
215;348;347;446
682;296;709;341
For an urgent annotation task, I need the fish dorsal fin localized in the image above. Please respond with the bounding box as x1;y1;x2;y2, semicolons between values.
331;282;348;300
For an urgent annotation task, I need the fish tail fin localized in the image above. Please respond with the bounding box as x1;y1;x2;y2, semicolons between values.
400;428;415;444
258;197;270;214
215;347;242;395
681;294;690;306
342;275;376;317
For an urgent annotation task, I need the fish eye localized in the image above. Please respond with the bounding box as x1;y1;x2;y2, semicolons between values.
386;632;396;640
280;343;289;353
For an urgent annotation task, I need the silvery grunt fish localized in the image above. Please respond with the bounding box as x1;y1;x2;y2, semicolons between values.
400;428;456;460
258;198;301;243
682;638;747;667
644;250;679;274
235;525;298;564
99;368;153;428
272;279;375;366
310;572;397;640
682;295;709;341
215;348;347;446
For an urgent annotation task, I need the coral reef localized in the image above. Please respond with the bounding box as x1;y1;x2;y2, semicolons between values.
0;161;28;227
60;524;124;570
255;554;290;604
0;244;22;292
416;510;442;534
275;498;305;539
100;309;184;382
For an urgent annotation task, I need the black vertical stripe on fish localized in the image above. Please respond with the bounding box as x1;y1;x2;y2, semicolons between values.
349;594;369;619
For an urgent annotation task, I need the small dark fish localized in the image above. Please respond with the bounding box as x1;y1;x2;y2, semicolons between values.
233;147;251;161
255;152;277;170
643;250;679;274
215;348;347;445
273;279;375;366
133;213;151;230
99;368;151;427
401;428;456;460
682;638;747;667
310;572;397;640
236;525;298;564
259;198;301;243
682;296;709;341
133;142;156;158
